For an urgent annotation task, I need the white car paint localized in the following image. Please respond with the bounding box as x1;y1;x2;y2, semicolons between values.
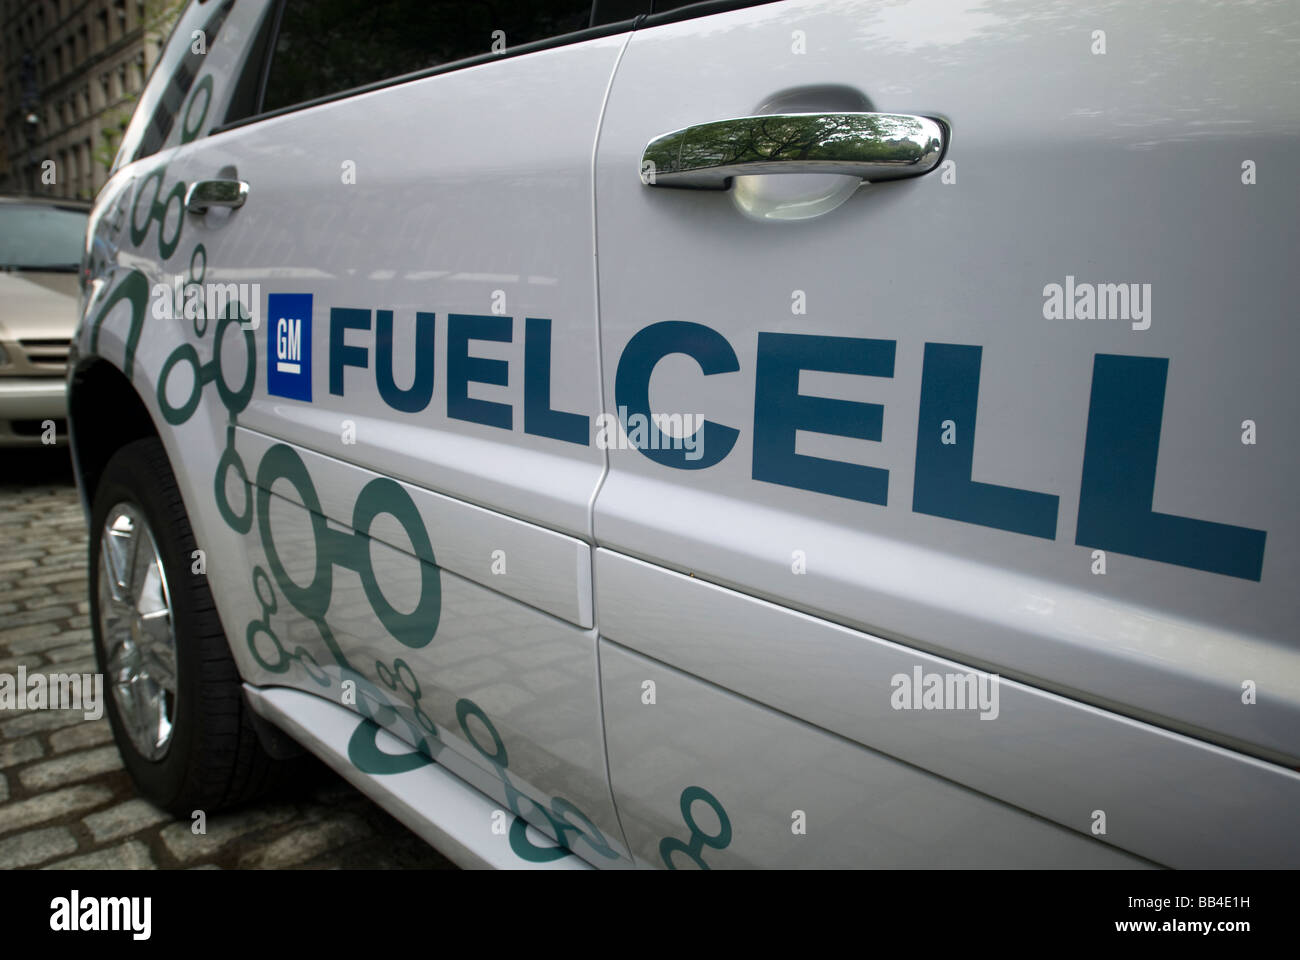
72;0;1299;868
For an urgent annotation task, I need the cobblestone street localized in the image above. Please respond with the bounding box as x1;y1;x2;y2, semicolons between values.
0;449;455;870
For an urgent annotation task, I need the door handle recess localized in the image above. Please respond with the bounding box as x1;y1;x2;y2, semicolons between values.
641;112;946;190
184;178;249;213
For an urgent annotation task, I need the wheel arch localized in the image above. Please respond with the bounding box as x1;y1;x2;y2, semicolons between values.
69;356;161;521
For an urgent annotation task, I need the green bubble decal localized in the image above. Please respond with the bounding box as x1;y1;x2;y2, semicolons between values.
244;566;329;684
659;786;733;870
456;697;619;863
104;223;624;865
129;164;185;261
347;717;433;775
187;245;208;336
181;74;213;144
89;269;149;381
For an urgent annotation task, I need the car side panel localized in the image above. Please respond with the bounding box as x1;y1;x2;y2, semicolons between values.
598;548;1300;868
601;640;1150;868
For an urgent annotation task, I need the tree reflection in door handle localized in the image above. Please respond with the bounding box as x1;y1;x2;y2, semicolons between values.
184;179;250;214
640;112;947;190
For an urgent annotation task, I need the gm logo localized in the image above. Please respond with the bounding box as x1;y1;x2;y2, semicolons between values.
267;293;312;401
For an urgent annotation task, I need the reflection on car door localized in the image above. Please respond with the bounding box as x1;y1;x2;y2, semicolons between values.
171;1;633;864
591;0;1300;867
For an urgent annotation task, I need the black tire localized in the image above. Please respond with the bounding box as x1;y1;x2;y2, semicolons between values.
89;436;298;817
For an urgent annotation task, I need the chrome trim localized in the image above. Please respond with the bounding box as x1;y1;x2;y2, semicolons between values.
641;112;946;190
98;502;178;761
184;178;250;214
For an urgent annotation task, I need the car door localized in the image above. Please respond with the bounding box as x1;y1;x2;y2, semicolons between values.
591;0;1300;867
164;0;637;865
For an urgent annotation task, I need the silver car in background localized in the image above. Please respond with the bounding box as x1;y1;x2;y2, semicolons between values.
0;196;89;447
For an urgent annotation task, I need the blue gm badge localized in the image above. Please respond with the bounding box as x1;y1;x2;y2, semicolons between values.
267;293;312;401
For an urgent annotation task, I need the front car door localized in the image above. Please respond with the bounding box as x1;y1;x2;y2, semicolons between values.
121;0;638;866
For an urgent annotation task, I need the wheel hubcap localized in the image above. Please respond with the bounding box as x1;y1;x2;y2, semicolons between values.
97;503;178;760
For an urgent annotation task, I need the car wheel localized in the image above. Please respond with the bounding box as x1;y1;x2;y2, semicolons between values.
90;435;297;816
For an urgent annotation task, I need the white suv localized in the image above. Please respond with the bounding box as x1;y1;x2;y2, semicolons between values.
70;0;1300;868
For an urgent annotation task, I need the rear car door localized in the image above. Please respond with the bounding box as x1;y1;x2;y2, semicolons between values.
161;0;635;864
591;0;1300;867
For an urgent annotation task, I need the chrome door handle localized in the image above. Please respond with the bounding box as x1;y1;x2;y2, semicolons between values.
641;112;946;190
184;178;249;213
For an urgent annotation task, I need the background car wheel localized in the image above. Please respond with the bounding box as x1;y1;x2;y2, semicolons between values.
89;436;300;817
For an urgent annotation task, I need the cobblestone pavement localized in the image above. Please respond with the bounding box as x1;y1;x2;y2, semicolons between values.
0;449;455;870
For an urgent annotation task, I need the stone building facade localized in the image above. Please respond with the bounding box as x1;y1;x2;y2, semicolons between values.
1;1;182;198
